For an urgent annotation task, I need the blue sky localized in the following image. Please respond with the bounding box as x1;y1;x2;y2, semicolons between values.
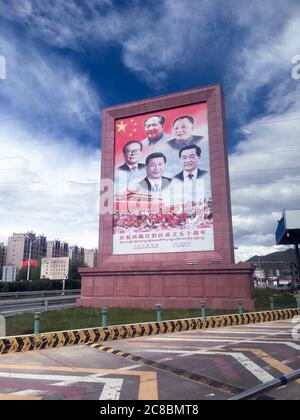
0;0;299;260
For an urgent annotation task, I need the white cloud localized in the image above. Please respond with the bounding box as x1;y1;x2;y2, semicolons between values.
0;0;116;50
1;0;210;86
121;0;218;86
230;105;300;261
0;33;100;123
0;120;100;248
228;2;300;112
222;1;300;261
0;0;236;87
0;29;101;249
234;244;289;264
2;0;299;91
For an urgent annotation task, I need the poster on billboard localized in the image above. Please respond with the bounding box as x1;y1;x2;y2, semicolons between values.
113;102;214;255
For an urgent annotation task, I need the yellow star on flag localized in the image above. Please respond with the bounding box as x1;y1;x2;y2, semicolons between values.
116;121;127;133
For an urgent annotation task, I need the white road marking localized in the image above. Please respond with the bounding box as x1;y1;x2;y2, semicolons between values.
238;325;292;329
198;330;291;336
118;365;141;371
99;379;123;400
10;389;43;397
0;372;123;400
140;349;274;383
151;338;237;342
148;338;300;351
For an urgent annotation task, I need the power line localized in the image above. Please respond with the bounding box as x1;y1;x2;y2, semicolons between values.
0;142;64;149
0;135;102;148
231;180;300;186
1;142;298;154
0;189;98;193
0;108;299;125
250;259;293;264
0;164;100;172
0;180;99;185
248;117;300;125
232;149;300;157
0;167;298;183
230;166;300;173
0;148;299;170
0;110;100;123
0;141;101;150
0;179;299;192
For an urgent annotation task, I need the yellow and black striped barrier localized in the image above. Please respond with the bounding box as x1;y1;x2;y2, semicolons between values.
0;308;299;355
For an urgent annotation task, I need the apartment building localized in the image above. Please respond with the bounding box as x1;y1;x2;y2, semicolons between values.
6;232;47;267
0;243;7;268
47;240;69;258
69;246;85;263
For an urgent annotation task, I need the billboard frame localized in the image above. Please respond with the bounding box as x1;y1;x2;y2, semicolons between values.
99;84;234;269
78;84;255;310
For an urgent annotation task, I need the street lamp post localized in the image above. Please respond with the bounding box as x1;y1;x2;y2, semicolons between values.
62;274;68;296
26;237;39;282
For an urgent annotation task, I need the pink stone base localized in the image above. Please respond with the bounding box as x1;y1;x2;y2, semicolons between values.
78;264;255;311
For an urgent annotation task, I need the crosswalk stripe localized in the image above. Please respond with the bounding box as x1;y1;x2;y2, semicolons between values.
232;348;300;384
139;349;274;383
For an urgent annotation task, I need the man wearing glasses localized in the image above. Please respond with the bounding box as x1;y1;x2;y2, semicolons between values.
118;141;145;173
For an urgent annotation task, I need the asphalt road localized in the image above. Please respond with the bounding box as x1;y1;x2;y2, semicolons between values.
0;319;299;400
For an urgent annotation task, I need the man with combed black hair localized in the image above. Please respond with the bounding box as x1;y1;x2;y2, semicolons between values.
168;115;203;150
174;144;207;181
173;144;211;204
138;152;171;192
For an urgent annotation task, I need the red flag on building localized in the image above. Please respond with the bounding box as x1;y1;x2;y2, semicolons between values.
22;259;38;268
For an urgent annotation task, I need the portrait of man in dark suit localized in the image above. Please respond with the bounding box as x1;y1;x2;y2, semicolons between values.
167;115;203;150
138;152;171;192
118;141;145;173
174;144;207;181
173;144;211;202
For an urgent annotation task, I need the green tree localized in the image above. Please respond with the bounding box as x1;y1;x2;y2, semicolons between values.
31;263;41;281
16;263;41;281
16;266;28;281
68;260;87;281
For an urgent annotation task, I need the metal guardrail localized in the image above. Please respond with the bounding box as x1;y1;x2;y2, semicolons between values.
229;369;300;400
0;289;81;299
0;295;80;317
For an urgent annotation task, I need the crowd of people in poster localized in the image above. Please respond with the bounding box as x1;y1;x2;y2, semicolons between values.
113;103;214;255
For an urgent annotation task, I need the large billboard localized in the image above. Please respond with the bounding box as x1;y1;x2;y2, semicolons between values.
113;102;214;255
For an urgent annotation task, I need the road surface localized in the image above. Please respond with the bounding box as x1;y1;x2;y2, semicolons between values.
0;319;299;400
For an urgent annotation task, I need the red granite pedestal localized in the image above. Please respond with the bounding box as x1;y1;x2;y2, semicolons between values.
78;85;255;311
78;264;255;310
